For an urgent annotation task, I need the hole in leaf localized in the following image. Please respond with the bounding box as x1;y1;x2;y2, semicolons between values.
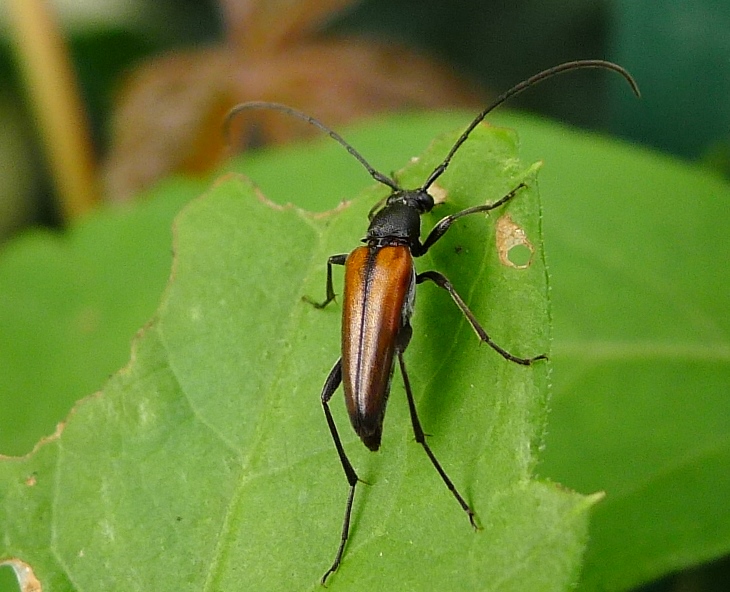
0;565;21;592
507;243;532;267
0;558;41;592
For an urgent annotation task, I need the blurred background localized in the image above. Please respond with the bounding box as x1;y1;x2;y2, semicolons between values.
0;1;728;591
0;0;728;240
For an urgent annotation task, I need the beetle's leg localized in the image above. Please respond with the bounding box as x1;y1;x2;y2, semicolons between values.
416;270;547;365
397;349;479;529
417;183;526;256
320;358;360;585
303;253;348;309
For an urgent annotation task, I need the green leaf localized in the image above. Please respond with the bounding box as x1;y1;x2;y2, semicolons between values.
5;110;728;592
499;113;730;592
234;112;730;591
1;126;585;590
0;178;205;456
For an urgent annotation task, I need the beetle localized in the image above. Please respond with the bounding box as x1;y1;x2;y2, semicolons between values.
227;59;639;583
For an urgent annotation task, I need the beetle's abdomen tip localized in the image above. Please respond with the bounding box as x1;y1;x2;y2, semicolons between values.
362;432;381;451
353;418;383;451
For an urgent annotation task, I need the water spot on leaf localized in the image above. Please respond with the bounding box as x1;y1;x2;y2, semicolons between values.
74;306;101;334
101;519;116;542
137;398;156;426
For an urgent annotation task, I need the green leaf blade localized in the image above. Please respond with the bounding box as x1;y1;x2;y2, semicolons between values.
502;113;730;591
1;124;584;590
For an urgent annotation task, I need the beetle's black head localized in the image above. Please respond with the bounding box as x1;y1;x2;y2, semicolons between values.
368;188;435;220
365;189;432;247
396;188;435;214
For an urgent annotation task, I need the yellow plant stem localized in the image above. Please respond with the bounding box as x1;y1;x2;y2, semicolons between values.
8;0;99;221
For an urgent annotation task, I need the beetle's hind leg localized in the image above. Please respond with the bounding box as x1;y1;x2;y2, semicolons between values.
397;350;479;529
416;271;547;365
320;358;361;584
303;253;347;309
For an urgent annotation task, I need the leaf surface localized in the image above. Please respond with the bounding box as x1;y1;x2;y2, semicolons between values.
501;113;730;592
1;126;583;591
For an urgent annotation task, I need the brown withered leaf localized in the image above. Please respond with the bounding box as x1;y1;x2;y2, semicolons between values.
102;0;484;201
221;0;360;51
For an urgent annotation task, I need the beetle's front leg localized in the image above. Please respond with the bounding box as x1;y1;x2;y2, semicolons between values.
303;253;348;309
416;182;527;256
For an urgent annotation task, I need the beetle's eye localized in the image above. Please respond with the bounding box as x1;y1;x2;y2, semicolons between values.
416;192;435;213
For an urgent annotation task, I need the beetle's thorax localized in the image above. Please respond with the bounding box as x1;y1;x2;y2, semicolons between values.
365;189;433;248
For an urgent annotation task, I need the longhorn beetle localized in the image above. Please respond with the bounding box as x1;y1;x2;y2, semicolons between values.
227;59;639;584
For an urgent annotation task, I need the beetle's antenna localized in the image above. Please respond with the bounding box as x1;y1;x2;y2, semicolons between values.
421;59;640;191
225;101;401;191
